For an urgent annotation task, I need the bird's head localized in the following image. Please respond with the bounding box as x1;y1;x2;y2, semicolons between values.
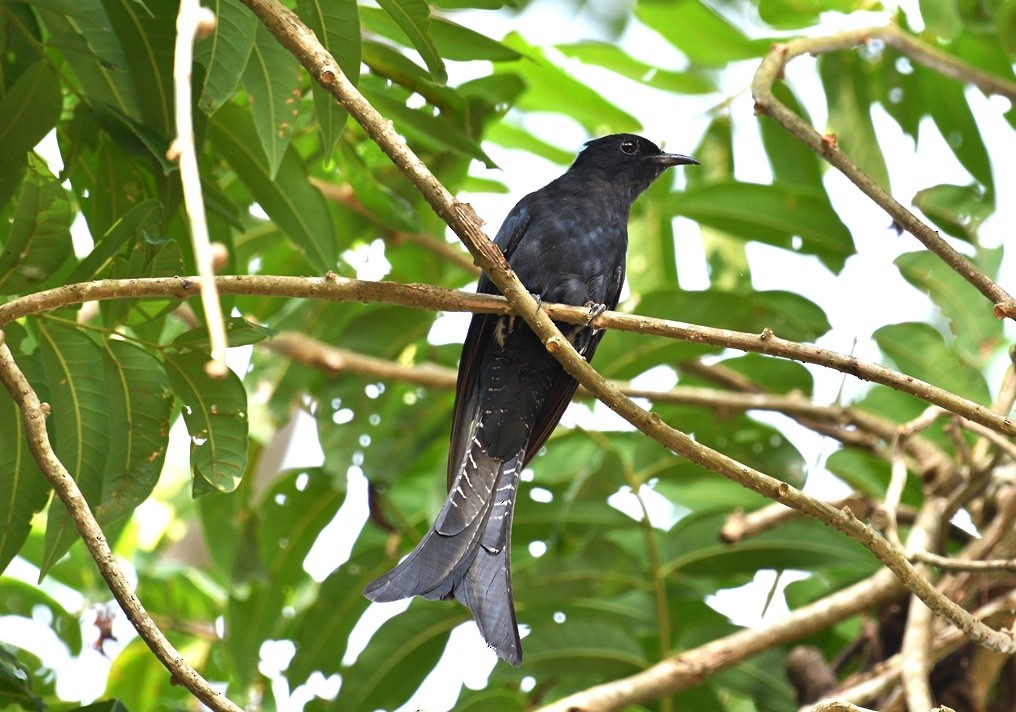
569;133;698;202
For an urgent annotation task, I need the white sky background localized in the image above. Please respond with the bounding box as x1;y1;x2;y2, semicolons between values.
4;0;1016;710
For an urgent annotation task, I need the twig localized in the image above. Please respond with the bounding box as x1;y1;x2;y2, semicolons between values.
720;494;872;544
913;551;1016;573
169;0;228;377
533;569;903;712
751;25;1016;320
0;332;241;712
900;499;945;712
810;702;878;712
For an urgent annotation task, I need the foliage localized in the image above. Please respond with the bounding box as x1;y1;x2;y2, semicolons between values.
0;0;1013;710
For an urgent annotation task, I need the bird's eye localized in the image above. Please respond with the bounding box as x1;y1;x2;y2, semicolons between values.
619;139;638;155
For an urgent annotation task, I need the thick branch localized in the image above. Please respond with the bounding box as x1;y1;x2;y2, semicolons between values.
751;25;1016;320
0;332;241;712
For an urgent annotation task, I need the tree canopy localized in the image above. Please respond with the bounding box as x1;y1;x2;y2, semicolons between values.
1;0;1015;710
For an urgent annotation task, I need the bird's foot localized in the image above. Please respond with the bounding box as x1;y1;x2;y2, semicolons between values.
584;301;607;330
531;293;544;314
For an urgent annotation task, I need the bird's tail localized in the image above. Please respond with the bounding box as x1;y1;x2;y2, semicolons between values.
363;437;524;665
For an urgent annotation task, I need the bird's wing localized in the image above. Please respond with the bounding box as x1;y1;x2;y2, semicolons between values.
447;205;533;488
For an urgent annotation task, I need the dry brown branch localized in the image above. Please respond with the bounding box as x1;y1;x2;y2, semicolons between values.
535;570;903;712
751;25;1016;320
721;494;872;544
0;332;241;712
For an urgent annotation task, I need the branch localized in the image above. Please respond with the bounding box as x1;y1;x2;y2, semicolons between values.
1;275;1012;442
169;0;228;376
751;24;1016;321
534;570;903;712
0;332;241;712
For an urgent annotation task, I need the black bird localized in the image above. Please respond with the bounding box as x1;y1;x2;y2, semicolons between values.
363;134;698;665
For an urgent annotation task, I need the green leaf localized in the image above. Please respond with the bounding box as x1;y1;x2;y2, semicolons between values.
257;468;344;584
0;157;73;295
63;200;164;285
759;82;825;188
242;23;301;178
93;340;172;525
895;249;1004;365
429;17;521;61
361;82;496;167
0;327;51;574
32;0;142;122
164;350;249;494
195;0;257;115
637;0;773;66
0;578;83;654
36;322;110;577
99;233;185;328
757;0;857;29
484;121;575;165
873;322;991;405
920;0;962;39
286;554;376;685
373;0;447;83
667;180;855;273
497;33;641;134
0;63;62;210
335;139;419;232
99;0;177;139
819;51;891;191
912;183;992;242
331;604;458;711
556;41;715;94
105;638;191;710
520;619;646;675
171;316;277;351
299;0;361;156
210;102;338;271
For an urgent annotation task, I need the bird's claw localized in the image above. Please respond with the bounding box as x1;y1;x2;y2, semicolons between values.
584;301;607;328
531;293;544;314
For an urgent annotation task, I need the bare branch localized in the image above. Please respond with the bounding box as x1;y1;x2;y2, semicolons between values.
751;25;1016;320
535;570;903;712
0;332;242;712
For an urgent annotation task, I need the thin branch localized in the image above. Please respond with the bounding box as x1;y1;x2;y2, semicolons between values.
913;551;1016;573
0;332;241;712
169;0;228;377
900;499;945;712
1;275;1012;442
751;25;1016;320
534;570;903;712
721;494;872;544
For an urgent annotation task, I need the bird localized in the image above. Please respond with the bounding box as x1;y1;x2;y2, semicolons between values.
363;133;698;665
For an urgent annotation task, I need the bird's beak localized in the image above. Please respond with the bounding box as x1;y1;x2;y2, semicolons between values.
651;152;700;167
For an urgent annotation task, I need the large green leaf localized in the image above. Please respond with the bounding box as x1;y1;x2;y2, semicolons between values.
299;0;361;156
241;23;301;178
209;102;338;271
35;321;110;577
0;577;83;654
872;321;991;405
331;604;459;711
912;183;992;242
497;33;641;134
895;249;1004;365
373;0;447;83
93;340;172;525
818;51;890;191
637;0;773;66
196;0;257;115
0;326;51;574
0;157;73;295
99;0;176;139
0;63;61;210
557;41;715;94
63;200;164;286
164;350;249;494
667;180;855;272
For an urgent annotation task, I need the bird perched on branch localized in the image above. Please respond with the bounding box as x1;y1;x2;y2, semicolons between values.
364;134;698;665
